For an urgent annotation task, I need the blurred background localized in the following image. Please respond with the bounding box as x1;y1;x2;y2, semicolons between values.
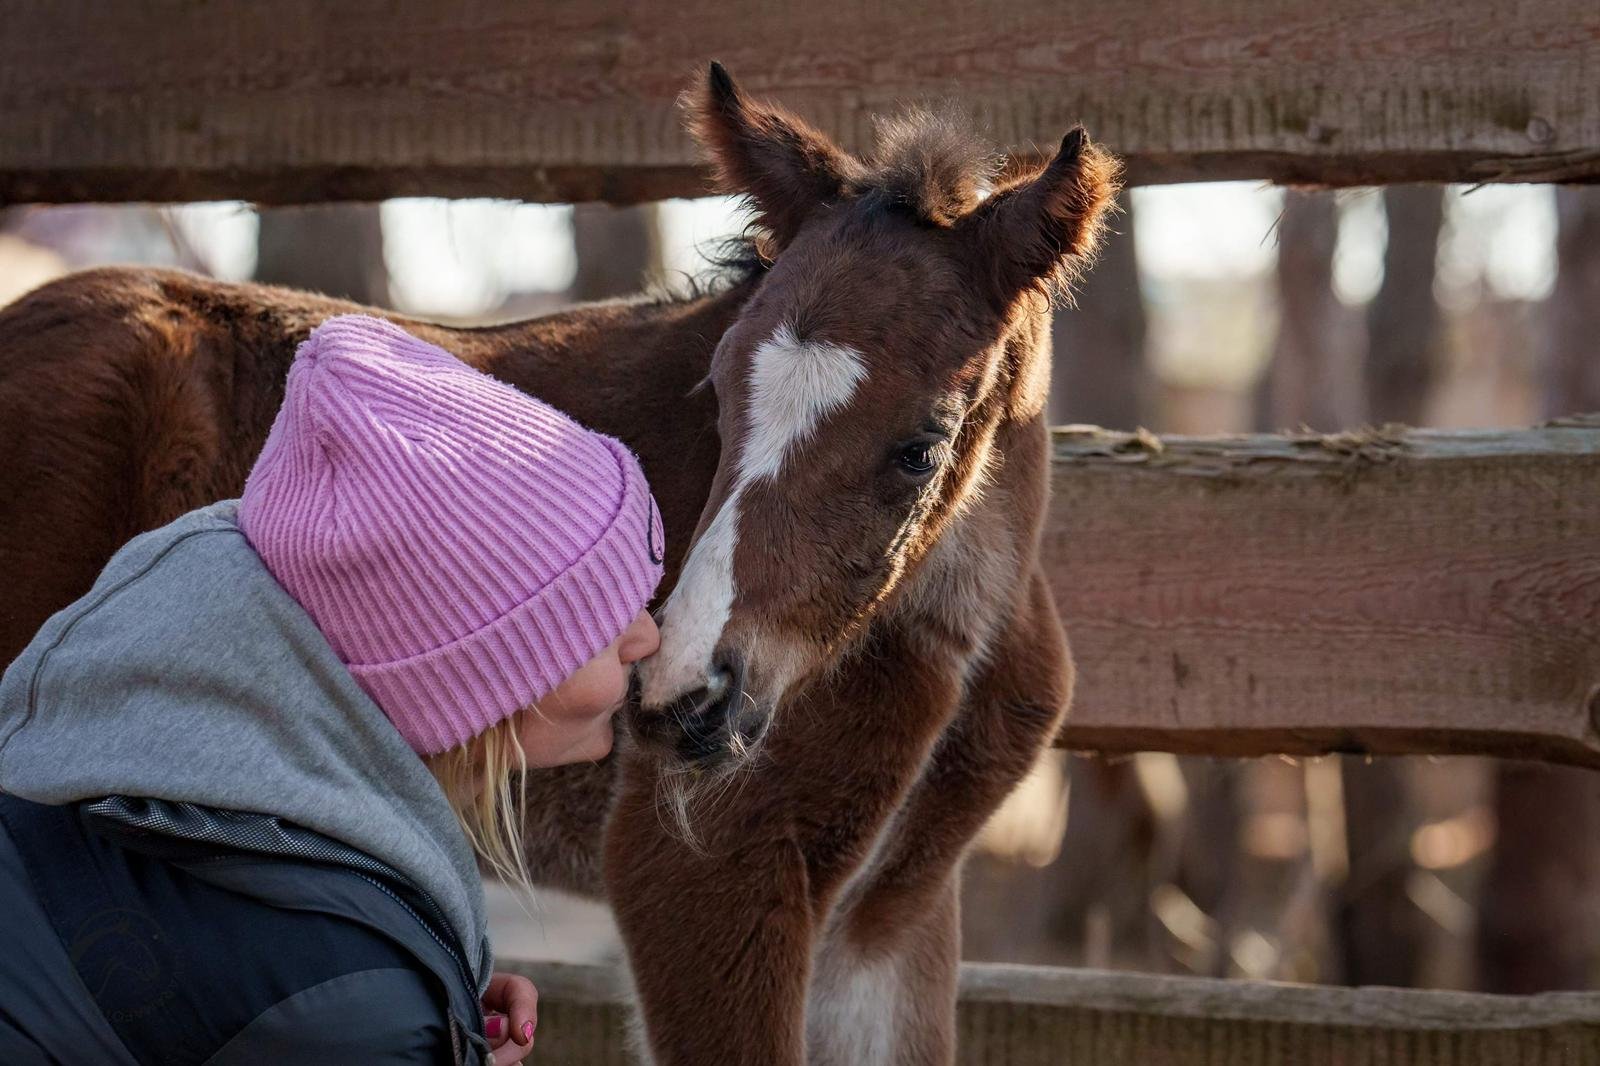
2;179;1595;993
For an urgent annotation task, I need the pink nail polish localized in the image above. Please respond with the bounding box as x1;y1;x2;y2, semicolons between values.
486;1016;504;1039
522;1020;535;1042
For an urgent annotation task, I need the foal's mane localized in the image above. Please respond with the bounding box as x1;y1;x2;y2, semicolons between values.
862;107;1001;226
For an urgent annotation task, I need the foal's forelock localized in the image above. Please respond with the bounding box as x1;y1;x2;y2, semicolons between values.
639;324;868;709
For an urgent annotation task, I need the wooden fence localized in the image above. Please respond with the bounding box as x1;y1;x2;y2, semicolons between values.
503;959;1600;1065
2;0;1598;203
5;0;1600;1060
1049;419;1600;767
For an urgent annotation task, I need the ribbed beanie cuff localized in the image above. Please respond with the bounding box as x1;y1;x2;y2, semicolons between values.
349;440;663;754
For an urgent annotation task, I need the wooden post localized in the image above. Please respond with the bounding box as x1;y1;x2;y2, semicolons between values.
1334;185;1448;989
1365;187;1446;425
255;205;390;306
1256;189;1357;432
1478;187;1600;993
1049;191;1147;429
570;204;661;301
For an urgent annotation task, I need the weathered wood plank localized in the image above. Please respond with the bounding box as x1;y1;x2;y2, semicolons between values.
1048;417;1600;767
498;959;1600;1064
2;0;1597;204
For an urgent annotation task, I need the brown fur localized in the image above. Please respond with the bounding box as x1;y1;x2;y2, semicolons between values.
0;64;1119;1065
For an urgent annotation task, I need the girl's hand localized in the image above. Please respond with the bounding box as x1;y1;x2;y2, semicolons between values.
482;971;538;1064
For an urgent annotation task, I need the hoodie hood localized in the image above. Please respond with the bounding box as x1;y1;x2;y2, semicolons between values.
0;500;491;987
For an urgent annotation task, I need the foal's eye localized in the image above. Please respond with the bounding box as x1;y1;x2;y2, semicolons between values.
894;440;940;478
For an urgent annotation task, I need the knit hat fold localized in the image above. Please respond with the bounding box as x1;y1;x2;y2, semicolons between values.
239;315;665;755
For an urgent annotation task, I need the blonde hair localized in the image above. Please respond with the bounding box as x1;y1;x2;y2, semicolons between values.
424;708;540;907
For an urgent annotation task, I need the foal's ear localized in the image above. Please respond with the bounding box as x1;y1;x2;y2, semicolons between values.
961;128;1121;306
685;62;862;251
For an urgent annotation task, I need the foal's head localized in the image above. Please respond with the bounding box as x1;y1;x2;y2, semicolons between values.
633;64;1118;764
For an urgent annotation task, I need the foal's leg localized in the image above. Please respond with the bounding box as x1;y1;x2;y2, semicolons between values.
605;632;966;1066
847;571;1071;937
807;874;960;1066
825;572;1073;1062
605;808;817;1065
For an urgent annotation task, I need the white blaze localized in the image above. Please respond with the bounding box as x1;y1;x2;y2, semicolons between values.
640;324;867;706
639;491;742;706
741;326;870;480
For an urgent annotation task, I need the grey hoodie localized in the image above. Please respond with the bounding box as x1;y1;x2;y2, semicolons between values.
0;499;493;994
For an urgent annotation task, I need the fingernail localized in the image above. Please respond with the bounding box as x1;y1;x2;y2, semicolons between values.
522;1021;535;1043
486;1016;504;1039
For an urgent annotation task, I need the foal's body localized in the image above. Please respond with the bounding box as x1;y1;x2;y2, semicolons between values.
0;65;1114;1064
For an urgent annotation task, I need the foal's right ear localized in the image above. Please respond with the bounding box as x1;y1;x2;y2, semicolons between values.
959;127;1121;307
684;62;863;252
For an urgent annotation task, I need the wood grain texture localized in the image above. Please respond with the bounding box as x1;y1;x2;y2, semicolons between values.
498;959;1600;1064
1047;418;1600;767
2;0;1597;204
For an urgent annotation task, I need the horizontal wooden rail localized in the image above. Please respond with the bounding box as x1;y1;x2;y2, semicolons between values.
2;0;1597;204
498;958;1600;1063
1047;417;1600;768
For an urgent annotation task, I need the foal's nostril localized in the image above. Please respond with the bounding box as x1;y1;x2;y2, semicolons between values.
628;650;761;764
706;650;746;707
650;650;756;763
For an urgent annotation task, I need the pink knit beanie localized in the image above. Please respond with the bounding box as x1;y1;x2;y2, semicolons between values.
239;315;665;755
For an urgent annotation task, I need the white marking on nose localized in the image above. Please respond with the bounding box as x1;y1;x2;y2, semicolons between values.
640;490;741;706
639;324;868;706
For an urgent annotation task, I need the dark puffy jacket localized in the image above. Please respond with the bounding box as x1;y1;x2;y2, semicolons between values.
0;502;496;1064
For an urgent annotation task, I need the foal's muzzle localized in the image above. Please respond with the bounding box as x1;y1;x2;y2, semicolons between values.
629;649;768;764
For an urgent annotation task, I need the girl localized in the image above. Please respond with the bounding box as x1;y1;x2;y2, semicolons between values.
0;315;664;1064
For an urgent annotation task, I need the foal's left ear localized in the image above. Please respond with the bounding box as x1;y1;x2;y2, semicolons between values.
960;127;1121;306
684;62;864;252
